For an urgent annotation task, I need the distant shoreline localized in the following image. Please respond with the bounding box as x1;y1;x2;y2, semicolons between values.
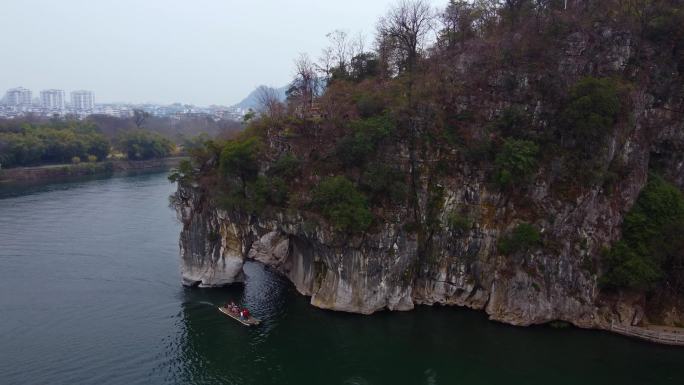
0;157;186;183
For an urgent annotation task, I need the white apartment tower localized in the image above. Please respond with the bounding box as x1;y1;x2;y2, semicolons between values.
71;90;94;111
5;87;33;106
41;89;65;110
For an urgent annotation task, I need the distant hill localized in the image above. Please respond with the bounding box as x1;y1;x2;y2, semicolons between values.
232;85;288;111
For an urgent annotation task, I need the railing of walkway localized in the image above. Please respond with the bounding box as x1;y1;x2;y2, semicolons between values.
611;323;684;346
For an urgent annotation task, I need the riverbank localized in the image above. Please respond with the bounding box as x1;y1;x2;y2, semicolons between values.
0;157;186;183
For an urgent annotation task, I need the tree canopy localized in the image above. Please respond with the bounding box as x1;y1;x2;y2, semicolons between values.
0;121;109;167
116;130;174;160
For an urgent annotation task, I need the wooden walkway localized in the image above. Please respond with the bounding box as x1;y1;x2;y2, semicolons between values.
610;323;684;346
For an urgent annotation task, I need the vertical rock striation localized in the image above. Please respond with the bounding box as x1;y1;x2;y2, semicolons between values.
174;184;245;287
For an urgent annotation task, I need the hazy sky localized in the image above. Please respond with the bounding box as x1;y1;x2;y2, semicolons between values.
1;0;444;106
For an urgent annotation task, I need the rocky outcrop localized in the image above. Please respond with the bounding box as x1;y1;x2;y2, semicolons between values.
172;131;679;328
172;27;684;333
174;184;245;287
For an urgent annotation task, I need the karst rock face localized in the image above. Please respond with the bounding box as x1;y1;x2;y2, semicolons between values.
173;27;684;331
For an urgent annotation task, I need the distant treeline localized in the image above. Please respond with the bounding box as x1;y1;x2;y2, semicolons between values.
86;113;243;143
0;115;242;168
0;121;110;167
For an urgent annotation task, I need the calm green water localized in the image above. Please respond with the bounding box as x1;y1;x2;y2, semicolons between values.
0;172;682;385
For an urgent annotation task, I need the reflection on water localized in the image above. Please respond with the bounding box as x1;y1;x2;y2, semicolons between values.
173;263;294;385
174;261;684;385
0;169;170;199
1;172;683;385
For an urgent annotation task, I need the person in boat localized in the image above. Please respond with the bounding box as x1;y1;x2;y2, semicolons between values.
226;301;235;313
240;308;250;319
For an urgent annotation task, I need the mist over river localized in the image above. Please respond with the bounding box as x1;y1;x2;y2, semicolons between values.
0;172;682;385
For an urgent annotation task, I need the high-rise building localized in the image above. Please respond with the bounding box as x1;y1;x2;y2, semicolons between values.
71;90;94;111
5;87;32;106
40;89;65;110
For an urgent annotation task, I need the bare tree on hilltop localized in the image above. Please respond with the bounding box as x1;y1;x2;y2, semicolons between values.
319;30;371;83
287;54;320;114
440;0;478;47
318;46;335;83
377;0;436;76
255;86;284;118
328;30;351;73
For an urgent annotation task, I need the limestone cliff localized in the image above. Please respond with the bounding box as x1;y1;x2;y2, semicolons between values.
171;8;684;333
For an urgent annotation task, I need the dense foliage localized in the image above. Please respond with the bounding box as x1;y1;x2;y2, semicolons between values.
0;116;197;167
212;136;290;214
361;163;407;204
498;223;542;255
602;175;684;291
168;159;195;183
561;77;621;144
268;153;301;179
558;77;623;182
0;121;109;167
494;139;539;189
219;137;261;184
216;176;288;215
336;115;394;167
116;130;174;160
311;176;373;232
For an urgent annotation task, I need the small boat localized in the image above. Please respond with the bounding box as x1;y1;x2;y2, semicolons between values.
218;306;261;326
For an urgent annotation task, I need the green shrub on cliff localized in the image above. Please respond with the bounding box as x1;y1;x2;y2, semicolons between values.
551;77;624;186
350;115;394;140
215;136;293;214
216;174;288;215
336;115;394;167
247;176;289;212
361;163;407;204
311;176;372;232
498;223;542;255
643;4;684;44
447;211;472;233
559;77;621;164
219;137;261;184
268;153;301;179
355;93;385;118
490;107;531;139
336;134;374;167
494;138;539;189
168;159;195;183
601;242;661;289
601;175;684;290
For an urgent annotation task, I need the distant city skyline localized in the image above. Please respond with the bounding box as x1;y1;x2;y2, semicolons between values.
40;89;66;110
0;0;443;106
1;85;238;108
0;85;250;120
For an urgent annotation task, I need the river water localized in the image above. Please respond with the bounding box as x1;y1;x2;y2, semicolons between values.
0;172;682;385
